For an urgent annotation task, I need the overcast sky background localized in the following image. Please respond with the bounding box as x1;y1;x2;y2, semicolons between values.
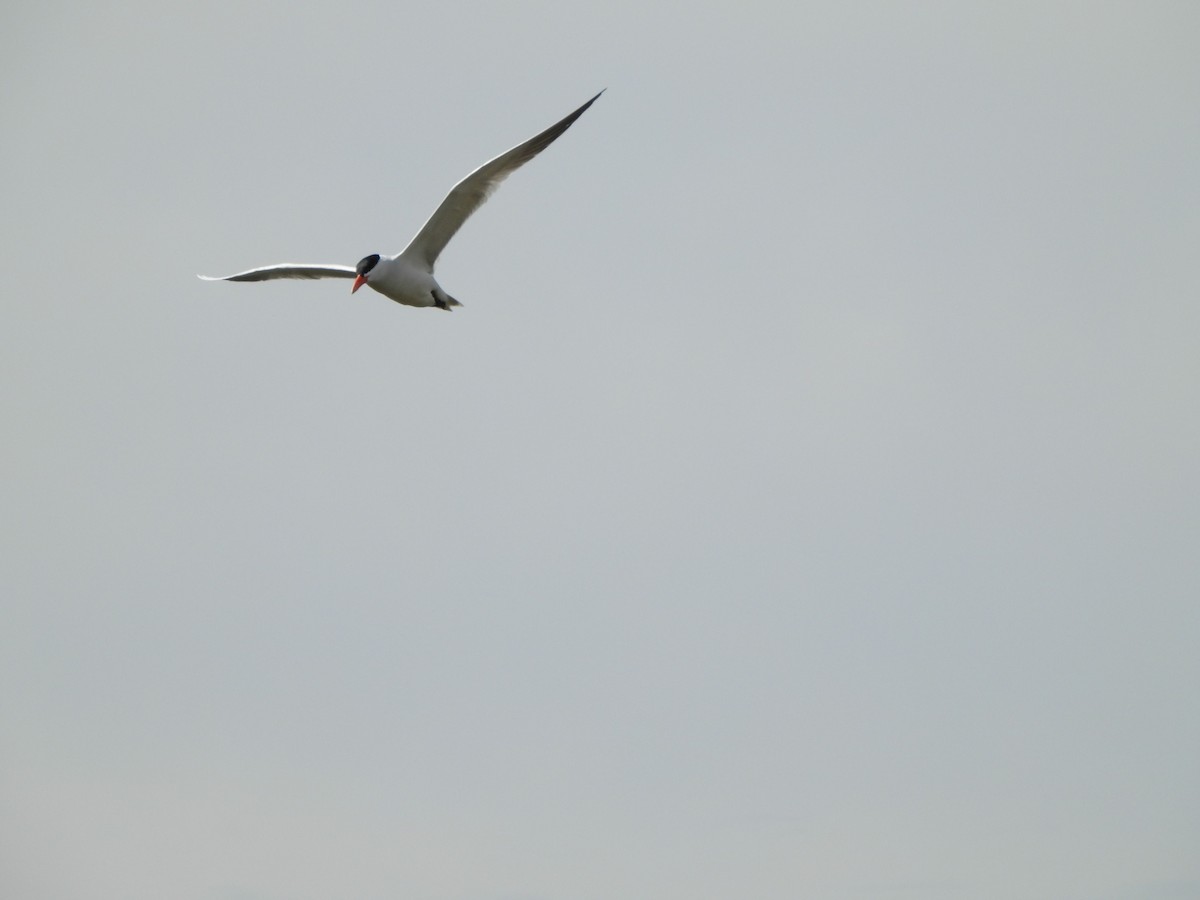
2;2;1198;899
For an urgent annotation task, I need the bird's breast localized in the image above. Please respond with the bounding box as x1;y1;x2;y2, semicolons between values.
368;259;440;307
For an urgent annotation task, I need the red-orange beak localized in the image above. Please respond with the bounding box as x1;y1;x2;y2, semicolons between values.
352;274;367;293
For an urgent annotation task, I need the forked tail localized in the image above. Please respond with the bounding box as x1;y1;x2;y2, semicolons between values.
432;288;462;310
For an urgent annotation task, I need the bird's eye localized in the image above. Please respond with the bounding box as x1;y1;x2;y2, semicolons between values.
356;253;381;276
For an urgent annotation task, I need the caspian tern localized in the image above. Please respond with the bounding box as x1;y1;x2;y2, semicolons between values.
199;91;602;310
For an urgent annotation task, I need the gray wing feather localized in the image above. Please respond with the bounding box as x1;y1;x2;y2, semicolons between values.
398;91;603;272
198;264;356;282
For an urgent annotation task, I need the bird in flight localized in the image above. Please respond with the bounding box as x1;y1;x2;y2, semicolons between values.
200;91;602;310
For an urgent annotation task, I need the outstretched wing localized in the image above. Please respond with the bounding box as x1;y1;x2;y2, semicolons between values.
198;264;356;282
397;91;603;273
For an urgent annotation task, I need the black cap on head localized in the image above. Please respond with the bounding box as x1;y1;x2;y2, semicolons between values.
356;254;381;276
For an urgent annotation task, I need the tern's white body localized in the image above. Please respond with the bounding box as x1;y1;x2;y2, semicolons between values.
200;91;602;311
366;258;443;308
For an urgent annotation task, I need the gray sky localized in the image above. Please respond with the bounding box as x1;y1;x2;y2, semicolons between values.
2;2;1198;899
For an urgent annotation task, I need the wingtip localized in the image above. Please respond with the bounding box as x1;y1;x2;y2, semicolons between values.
573;89;604;115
